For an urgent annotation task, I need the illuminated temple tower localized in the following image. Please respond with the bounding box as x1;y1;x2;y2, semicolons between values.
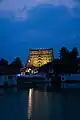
26;48;54;68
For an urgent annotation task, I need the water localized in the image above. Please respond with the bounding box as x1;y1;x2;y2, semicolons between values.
0;83;80;120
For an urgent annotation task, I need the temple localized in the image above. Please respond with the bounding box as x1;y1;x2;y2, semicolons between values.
21;48;54;74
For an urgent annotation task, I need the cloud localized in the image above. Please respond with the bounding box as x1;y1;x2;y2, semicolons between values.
0;4;80;62
0;0;80;20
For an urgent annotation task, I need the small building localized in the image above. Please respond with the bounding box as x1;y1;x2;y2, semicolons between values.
20;60;38;74
20;61;34;74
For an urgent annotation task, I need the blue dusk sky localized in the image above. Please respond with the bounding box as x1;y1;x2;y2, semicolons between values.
0;0;80;64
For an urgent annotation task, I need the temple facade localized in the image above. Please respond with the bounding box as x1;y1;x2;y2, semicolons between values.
26;48;54;68
20;48;54;74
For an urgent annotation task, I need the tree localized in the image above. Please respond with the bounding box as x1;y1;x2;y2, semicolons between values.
0;58;8;75
0;58;8;67
59;47;69;60
59;47;79;74
9;57;23;74
71;47;79;59
70;47;79;73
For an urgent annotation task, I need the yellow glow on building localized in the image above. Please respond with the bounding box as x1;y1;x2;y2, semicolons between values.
26;48;54;67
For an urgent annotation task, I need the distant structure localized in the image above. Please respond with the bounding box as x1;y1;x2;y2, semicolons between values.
21;48;54;74
26;48;53;67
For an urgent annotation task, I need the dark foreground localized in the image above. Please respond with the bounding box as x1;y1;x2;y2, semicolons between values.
0;83;80;120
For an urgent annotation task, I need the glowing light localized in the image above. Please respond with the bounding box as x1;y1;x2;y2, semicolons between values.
28;68;31;72
17;74;21;76
27;48;53;67
28;60;30;63
28;89;33;120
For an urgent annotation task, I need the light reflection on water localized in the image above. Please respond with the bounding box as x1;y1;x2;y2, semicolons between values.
27;85;80;120
0;84;80;120
28;88;33;120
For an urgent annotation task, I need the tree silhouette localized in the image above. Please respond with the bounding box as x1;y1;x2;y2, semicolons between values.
0;58;8;75
38;47;79;75
59;47;69;60
71;47;79;59
9;57;23;74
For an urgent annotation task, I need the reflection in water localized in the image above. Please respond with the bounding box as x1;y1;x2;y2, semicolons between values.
61;83;80;88
0;83;80;120
28;88;33;120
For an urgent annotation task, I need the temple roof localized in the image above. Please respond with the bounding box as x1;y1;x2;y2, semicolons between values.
29;48;53;51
